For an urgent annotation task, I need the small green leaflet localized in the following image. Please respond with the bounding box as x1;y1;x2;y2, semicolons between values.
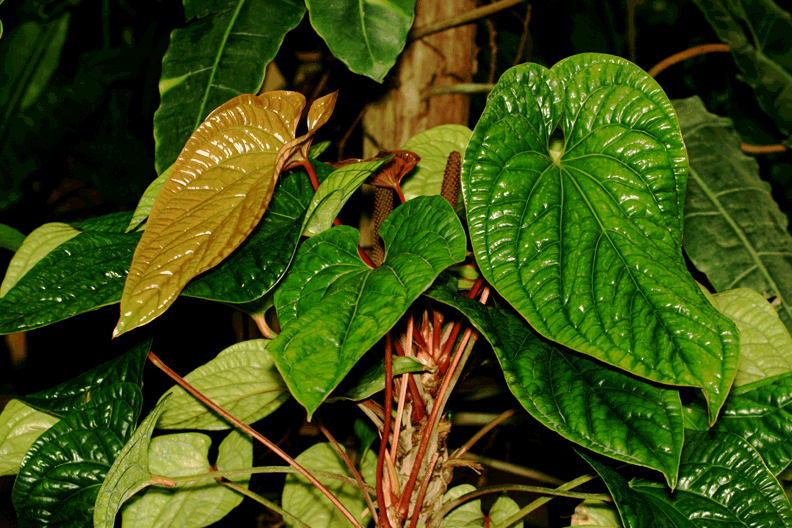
0;399;59;476
330;355;427;402
462;54;739;422
156;339;289;430
401;124;472;201
271;196;465;416
441;484;522;528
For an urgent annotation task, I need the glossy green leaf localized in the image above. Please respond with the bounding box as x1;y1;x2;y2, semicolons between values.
330;355;427;402
93;395;171;528
441;484;523;528
692;0;792;136
125;166;172;233
710;288;792;386
632;431;792;528
20;337;150;417
153;0;306;174
303;158;391;237
0;399;59;476
462;54;739;421
305;0;415;82
401;124;472;201
117;92;310;337
678;96;792;334
282;443;376;528
271;196;465;416
0;223;25;252
157;339;289;430
12;383;143;527
121;430;252;528
710;373;792;475
0;222;80;296
309;140;331;159
426;274;683;487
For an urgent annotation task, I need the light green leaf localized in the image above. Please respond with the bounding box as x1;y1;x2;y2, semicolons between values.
0;223;25;252
303;158;391;237
154;0;306;174
94;395;171;528
463;54;739;422
309;140;331;159
441;484;523;528
677;96;792;335
305;0;416;82
281;443;376;528
271;195;466;416
426;274;684;487
0;399;59;476
709;288;792;386
125;166;172;233
0;222;80;297
569;499;622;527
12;383;143;527
401;124;472;201
157;339;289;430
121;430;251;528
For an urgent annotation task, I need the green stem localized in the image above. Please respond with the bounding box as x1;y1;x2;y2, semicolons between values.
491;474;600;528
433;482;609;526
409;0;525;41
220;479;312;528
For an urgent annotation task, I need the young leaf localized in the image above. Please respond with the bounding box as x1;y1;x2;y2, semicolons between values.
271;196;465;416
709;288;792;386
281;443;376;528
154;0;306;174
305;0;416;82
93;395;171;528
116;92;310;337
401;124;472;201
426;274;683;487
121;430;252;528
275;92;339;174
677;96;792;334
12;383;143;527
441;484;523;528
20;336;151;417
462;54;739;422
0;399;59;476
156;339;289;430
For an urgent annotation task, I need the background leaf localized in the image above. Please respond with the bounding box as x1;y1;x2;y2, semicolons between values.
12;383;143;527
0;399;59;476
305;0;416;82
153;0;306;174
271;196;465;415
677;96;792;334
440;484;523;528
330;355;427;402
401;124;472;201
0;223;26;252
157;339;289;430
462;55;739;421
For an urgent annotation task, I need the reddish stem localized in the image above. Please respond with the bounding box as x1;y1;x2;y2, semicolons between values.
359;246;377;268
394;185;407;205
377;336;395;528
148;352;362;528
302;160;321;191
409;452;439;528
647;43;729;77
392;340;427;422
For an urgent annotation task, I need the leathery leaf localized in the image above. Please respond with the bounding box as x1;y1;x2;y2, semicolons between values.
0;399;60;477
462;53;739;422
271;195;465;416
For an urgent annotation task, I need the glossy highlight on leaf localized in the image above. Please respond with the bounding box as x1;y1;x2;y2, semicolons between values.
272;195;465;416
462;54;739;422
117;92;309;337
0;399;59;476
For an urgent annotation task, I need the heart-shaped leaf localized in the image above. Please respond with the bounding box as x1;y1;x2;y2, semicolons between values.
117;92;313;337
426;274;683;487
12;382;143;527
93;395;171;528
156;339;289;430
272;195;465;415
677;96;792;334
462;54;739;421
121;430;252;528
0;399;59;476
19;337;150;417
153;0;306;174
305;0;416;82
401;124;472;201
441;484;523;528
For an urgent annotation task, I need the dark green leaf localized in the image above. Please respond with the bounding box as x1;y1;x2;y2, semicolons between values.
330;355;427;402
19;337;150;417
305;0;416;82
0;224;25;252
692;0;792;136
272;195;465;416
154;0;306;174
462;54;739;421
677;96;792;334
426;274;684;487
12;383;143;527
